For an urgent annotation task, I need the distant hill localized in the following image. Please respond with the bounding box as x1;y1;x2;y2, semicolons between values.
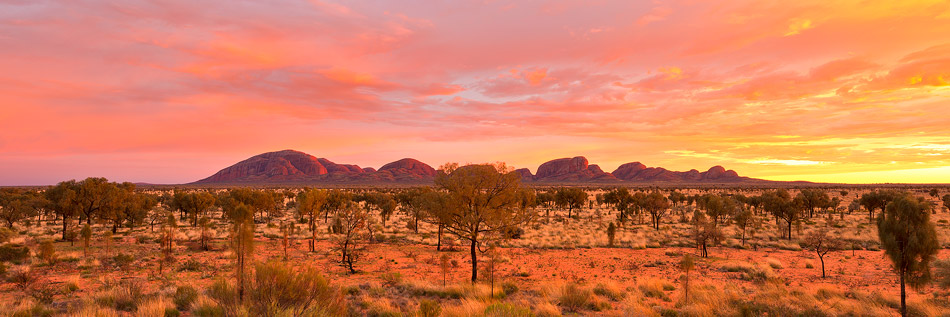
191;150;436;184
192;150;776;185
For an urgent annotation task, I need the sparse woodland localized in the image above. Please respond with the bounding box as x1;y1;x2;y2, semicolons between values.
1;170;950;316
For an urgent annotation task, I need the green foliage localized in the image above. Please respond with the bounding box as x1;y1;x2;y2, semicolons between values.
38;240;56;265
173;285;199;311
485;302;533;317
418;299;441;317
0;243;30;263
558;283;592;312
877;193;940;316
247;261;346;316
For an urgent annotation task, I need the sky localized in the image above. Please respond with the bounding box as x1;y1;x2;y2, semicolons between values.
1;0;949;185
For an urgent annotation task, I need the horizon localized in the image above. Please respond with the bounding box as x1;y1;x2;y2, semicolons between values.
2;1;949;185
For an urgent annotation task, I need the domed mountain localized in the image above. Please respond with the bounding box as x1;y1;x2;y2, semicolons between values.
192;150;436;184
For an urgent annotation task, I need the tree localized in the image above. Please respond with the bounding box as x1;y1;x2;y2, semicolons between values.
802;228;842;278
859;189;900;222
396;187;432;233
80;224;92;258
0;189;45;228
74;177;118;225
680;254;694;304
158;211;177;274
691;210;721;258
942;194;950;212
761;189;801;239
733;207;753;246
230;203;255;301
877;193;940;317
434;163;535;282
555;187;587;219
440;253;451;287
642;191;671;230
416;191;457;251
198;216;212;251
296;188;327;252
797;189;831;218
606;222;616;247
331;205;366;274
929;188;939;198
175;192;216;227
44;180;80;240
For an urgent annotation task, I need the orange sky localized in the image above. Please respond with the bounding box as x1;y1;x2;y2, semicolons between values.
1;0;949;185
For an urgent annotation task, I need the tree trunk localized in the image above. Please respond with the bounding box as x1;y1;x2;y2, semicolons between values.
819;254;825;278
470;239;478;282
900;268;906;317
437;224;443;251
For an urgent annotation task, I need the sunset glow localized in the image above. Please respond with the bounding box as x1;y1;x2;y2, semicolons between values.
2;0;949;185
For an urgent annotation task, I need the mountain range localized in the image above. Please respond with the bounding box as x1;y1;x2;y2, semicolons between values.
192;150;760;184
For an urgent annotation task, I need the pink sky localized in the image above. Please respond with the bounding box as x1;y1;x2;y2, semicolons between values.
1;0;950;185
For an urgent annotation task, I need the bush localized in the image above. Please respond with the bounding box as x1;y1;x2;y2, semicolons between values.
247;261;346;316
173;285;199;311
0;227;17;243
418;299;441;317
501;282;519;296
381;272;403;286
485;302;532;316
112;252;134;268
178;258;203;272
593;282;625;301
558;283;592;312
0;243;30;263
191;298;225;317
38;240;56;264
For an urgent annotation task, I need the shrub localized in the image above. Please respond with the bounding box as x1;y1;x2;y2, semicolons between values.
112;253;134;269
593;281;625;301
0;227;16;243
11;303;54;317
381;272;403;286
764;257;783;269
484;302;532;316
177;258;202;272
173;285;199;311
418;299;441;317
501;282;519;296
638;279;674;300
247;261;346;316
558;283;592;312
0;244;30;263
191;297;225;317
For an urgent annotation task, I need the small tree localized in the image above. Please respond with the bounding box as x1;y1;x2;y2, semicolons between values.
555;187;587;219
230;203;255;301
606;222;616;247
483;244;501;298
643;191;671;230
440;253;451;287
80;224;92;258
296;189;327;252
680;254;694;304
803;228;842;278
332;205;366;274
733;207;753;246
691;210;721;258
877;194;939;317
198;216;212;251
38;240;56;265
103;230;114;256
159;212;177;273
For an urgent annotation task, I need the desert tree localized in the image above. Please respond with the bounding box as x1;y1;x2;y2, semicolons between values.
796;188;831;218
158;211;177;274
606;222;616;247
943;194;950;212
877;193;939;317
230;203;255;301
396;187;433;233
296;188;327;252
332;204;366;274
44;180;81;240
604;187;633;222
440;253;451;287
198;216;213;251
0;189;45;228
733;207;753;246
668;190;687;208
175;191;216;227
859;189;900;222
555;187;587;219
434;163;535;282
761;189;801;239
929;188;939;198
691;210;721;258
416;190;458;251
322;189;352;223
74;177;119;225
802;228;843;278
643;191;671;230
356;191;397;226
80;224;92;258
680;254;694;304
